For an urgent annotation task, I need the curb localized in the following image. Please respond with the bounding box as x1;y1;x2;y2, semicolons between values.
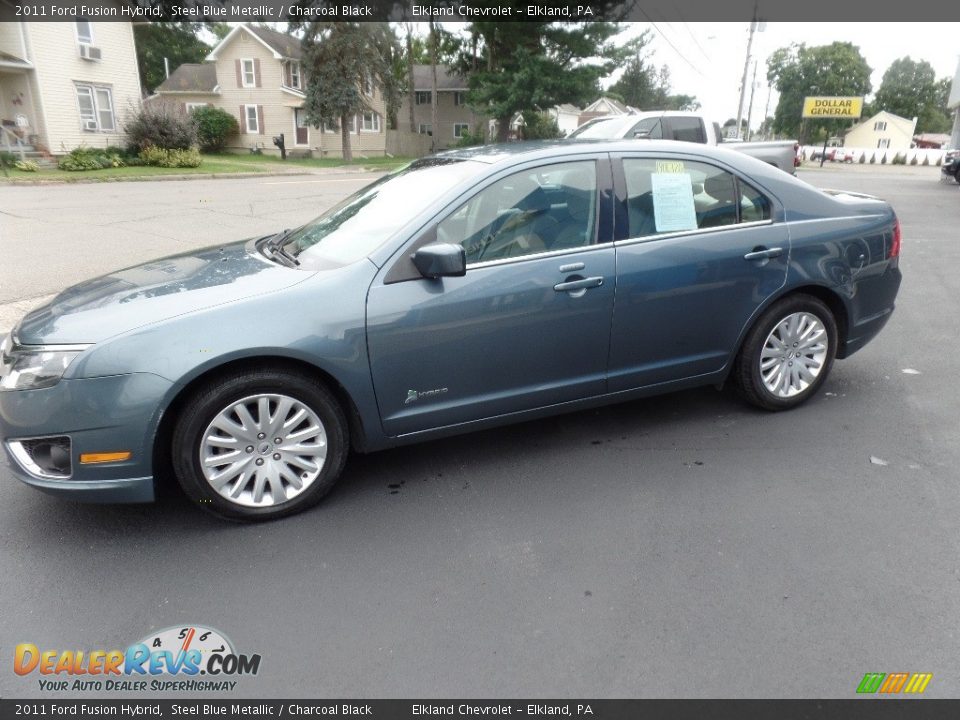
0;164;397;186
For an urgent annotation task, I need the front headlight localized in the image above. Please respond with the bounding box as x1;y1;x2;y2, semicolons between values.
0;334;90;391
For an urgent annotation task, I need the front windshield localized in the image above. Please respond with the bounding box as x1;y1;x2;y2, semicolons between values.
279;158;485;268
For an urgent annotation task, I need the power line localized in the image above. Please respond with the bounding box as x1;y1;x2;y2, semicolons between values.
637;10;705;78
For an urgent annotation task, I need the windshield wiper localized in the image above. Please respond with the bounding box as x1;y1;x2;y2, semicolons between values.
262;229;300;267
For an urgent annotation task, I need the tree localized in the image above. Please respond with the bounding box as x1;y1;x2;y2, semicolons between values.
293;22;400;162
874;57;952;133
767;42;872;143
133;23;213;95
609;50;700;113
458;6;638;142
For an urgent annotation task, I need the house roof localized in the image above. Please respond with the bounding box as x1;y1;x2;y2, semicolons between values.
0;50;31;69
913;132;951;146
412;65;469;91
246;25;302;60
583;97;633;115
156;63;219;93
846;110;916;134
206;23;301;62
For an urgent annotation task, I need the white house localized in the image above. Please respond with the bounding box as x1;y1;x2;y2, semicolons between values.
0;19;143;155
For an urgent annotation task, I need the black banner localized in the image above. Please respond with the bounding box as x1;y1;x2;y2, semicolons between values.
2;700;960;720
3;0;959;22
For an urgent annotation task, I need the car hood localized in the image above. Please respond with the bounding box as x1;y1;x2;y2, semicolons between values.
15;240;311;345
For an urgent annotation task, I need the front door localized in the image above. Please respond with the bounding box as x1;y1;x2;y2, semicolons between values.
294;108;308;146
366;158;615;437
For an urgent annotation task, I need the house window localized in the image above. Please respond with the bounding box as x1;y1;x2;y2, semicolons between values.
362;73;374;96
418;123;432;136
874;121;887;131
415;91;431;105
76;84;115;132
360;111;380;132
877;138;890;148
454;92;466;106
454;123;470;139
76;20;93;44
244;105;259;134
284;60;303;90
241;59;256;87
325;118;357;133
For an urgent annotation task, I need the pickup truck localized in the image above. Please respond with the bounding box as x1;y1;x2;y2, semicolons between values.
567;111;800;174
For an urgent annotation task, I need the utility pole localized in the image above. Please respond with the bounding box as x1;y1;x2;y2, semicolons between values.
745;60;758;141
735;7;765;140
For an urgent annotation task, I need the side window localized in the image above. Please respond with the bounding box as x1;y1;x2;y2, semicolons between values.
437;160;597;265
668;117;705;143
739;180;771;222
630;117;662;139
622;158;771;239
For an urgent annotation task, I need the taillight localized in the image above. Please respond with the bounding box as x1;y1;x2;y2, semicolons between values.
889;218;901;259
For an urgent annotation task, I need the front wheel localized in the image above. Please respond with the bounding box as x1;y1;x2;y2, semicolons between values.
171;368;348;521
734;294;838;411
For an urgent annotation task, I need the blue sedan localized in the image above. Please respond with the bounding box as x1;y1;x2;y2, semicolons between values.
0;141;902;520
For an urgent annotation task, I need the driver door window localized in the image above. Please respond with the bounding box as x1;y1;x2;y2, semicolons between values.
437;160;598;264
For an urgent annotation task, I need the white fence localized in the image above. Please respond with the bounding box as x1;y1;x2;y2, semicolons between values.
799;145;949;166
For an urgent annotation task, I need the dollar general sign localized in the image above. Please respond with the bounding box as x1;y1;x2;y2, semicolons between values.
802;96;864;118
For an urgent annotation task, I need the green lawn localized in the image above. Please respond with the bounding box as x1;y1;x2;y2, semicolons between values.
0;153;413;183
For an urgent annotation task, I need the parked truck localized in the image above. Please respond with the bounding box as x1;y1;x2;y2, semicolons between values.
567;111;800;174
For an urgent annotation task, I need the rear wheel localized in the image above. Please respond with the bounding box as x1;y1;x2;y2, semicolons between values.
172;368;348;521
734;294;838;411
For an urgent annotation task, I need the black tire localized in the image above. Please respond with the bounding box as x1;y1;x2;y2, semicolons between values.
171;368;348;521
954;166;960;184
734;294;838;411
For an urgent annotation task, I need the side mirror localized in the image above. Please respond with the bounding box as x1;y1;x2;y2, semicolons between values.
412;242;466;279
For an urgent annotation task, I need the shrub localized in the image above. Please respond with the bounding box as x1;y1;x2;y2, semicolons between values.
191;106;238;152
922;155;930;166
859;153;865;164
58;146;126;171
14;159;38;172
520;112;563;140
0;150;16;165
455;128;485;148
124;101;197;151
139;146;202;168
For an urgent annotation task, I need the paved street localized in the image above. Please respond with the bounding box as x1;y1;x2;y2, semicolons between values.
1;166;959;699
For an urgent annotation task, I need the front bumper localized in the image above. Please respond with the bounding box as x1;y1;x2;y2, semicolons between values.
0;372;173;503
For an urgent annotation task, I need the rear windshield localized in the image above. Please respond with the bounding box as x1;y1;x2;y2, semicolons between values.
280;159;485;269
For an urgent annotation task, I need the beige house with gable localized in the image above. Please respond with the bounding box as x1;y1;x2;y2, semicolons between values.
844;110;917;151
155;24;386;158
0;16;142;156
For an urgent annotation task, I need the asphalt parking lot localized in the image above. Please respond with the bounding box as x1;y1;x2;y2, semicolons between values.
1;165;958;699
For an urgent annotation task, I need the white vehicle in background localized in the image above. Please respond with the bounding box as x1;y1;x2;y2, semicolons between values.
568;111;800;174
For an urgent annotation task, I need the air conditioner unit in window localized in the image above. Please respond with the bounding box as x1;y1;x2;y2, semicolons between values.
78;44;102;61
83;119;98;131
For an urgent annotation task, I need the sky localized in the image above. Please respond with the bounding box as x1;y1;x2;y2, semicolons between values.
622;22;960;130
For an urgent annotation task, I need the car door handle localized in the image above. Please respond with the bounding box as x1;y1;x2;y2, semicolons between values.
743;247;783;261
554;276;604;292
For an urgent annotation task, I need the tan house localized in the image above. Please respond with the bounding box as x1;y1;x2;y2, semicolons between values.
0;18;143;156
397;65;486;151
577;96;639;128
844;110;917;151
155;24;386;158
